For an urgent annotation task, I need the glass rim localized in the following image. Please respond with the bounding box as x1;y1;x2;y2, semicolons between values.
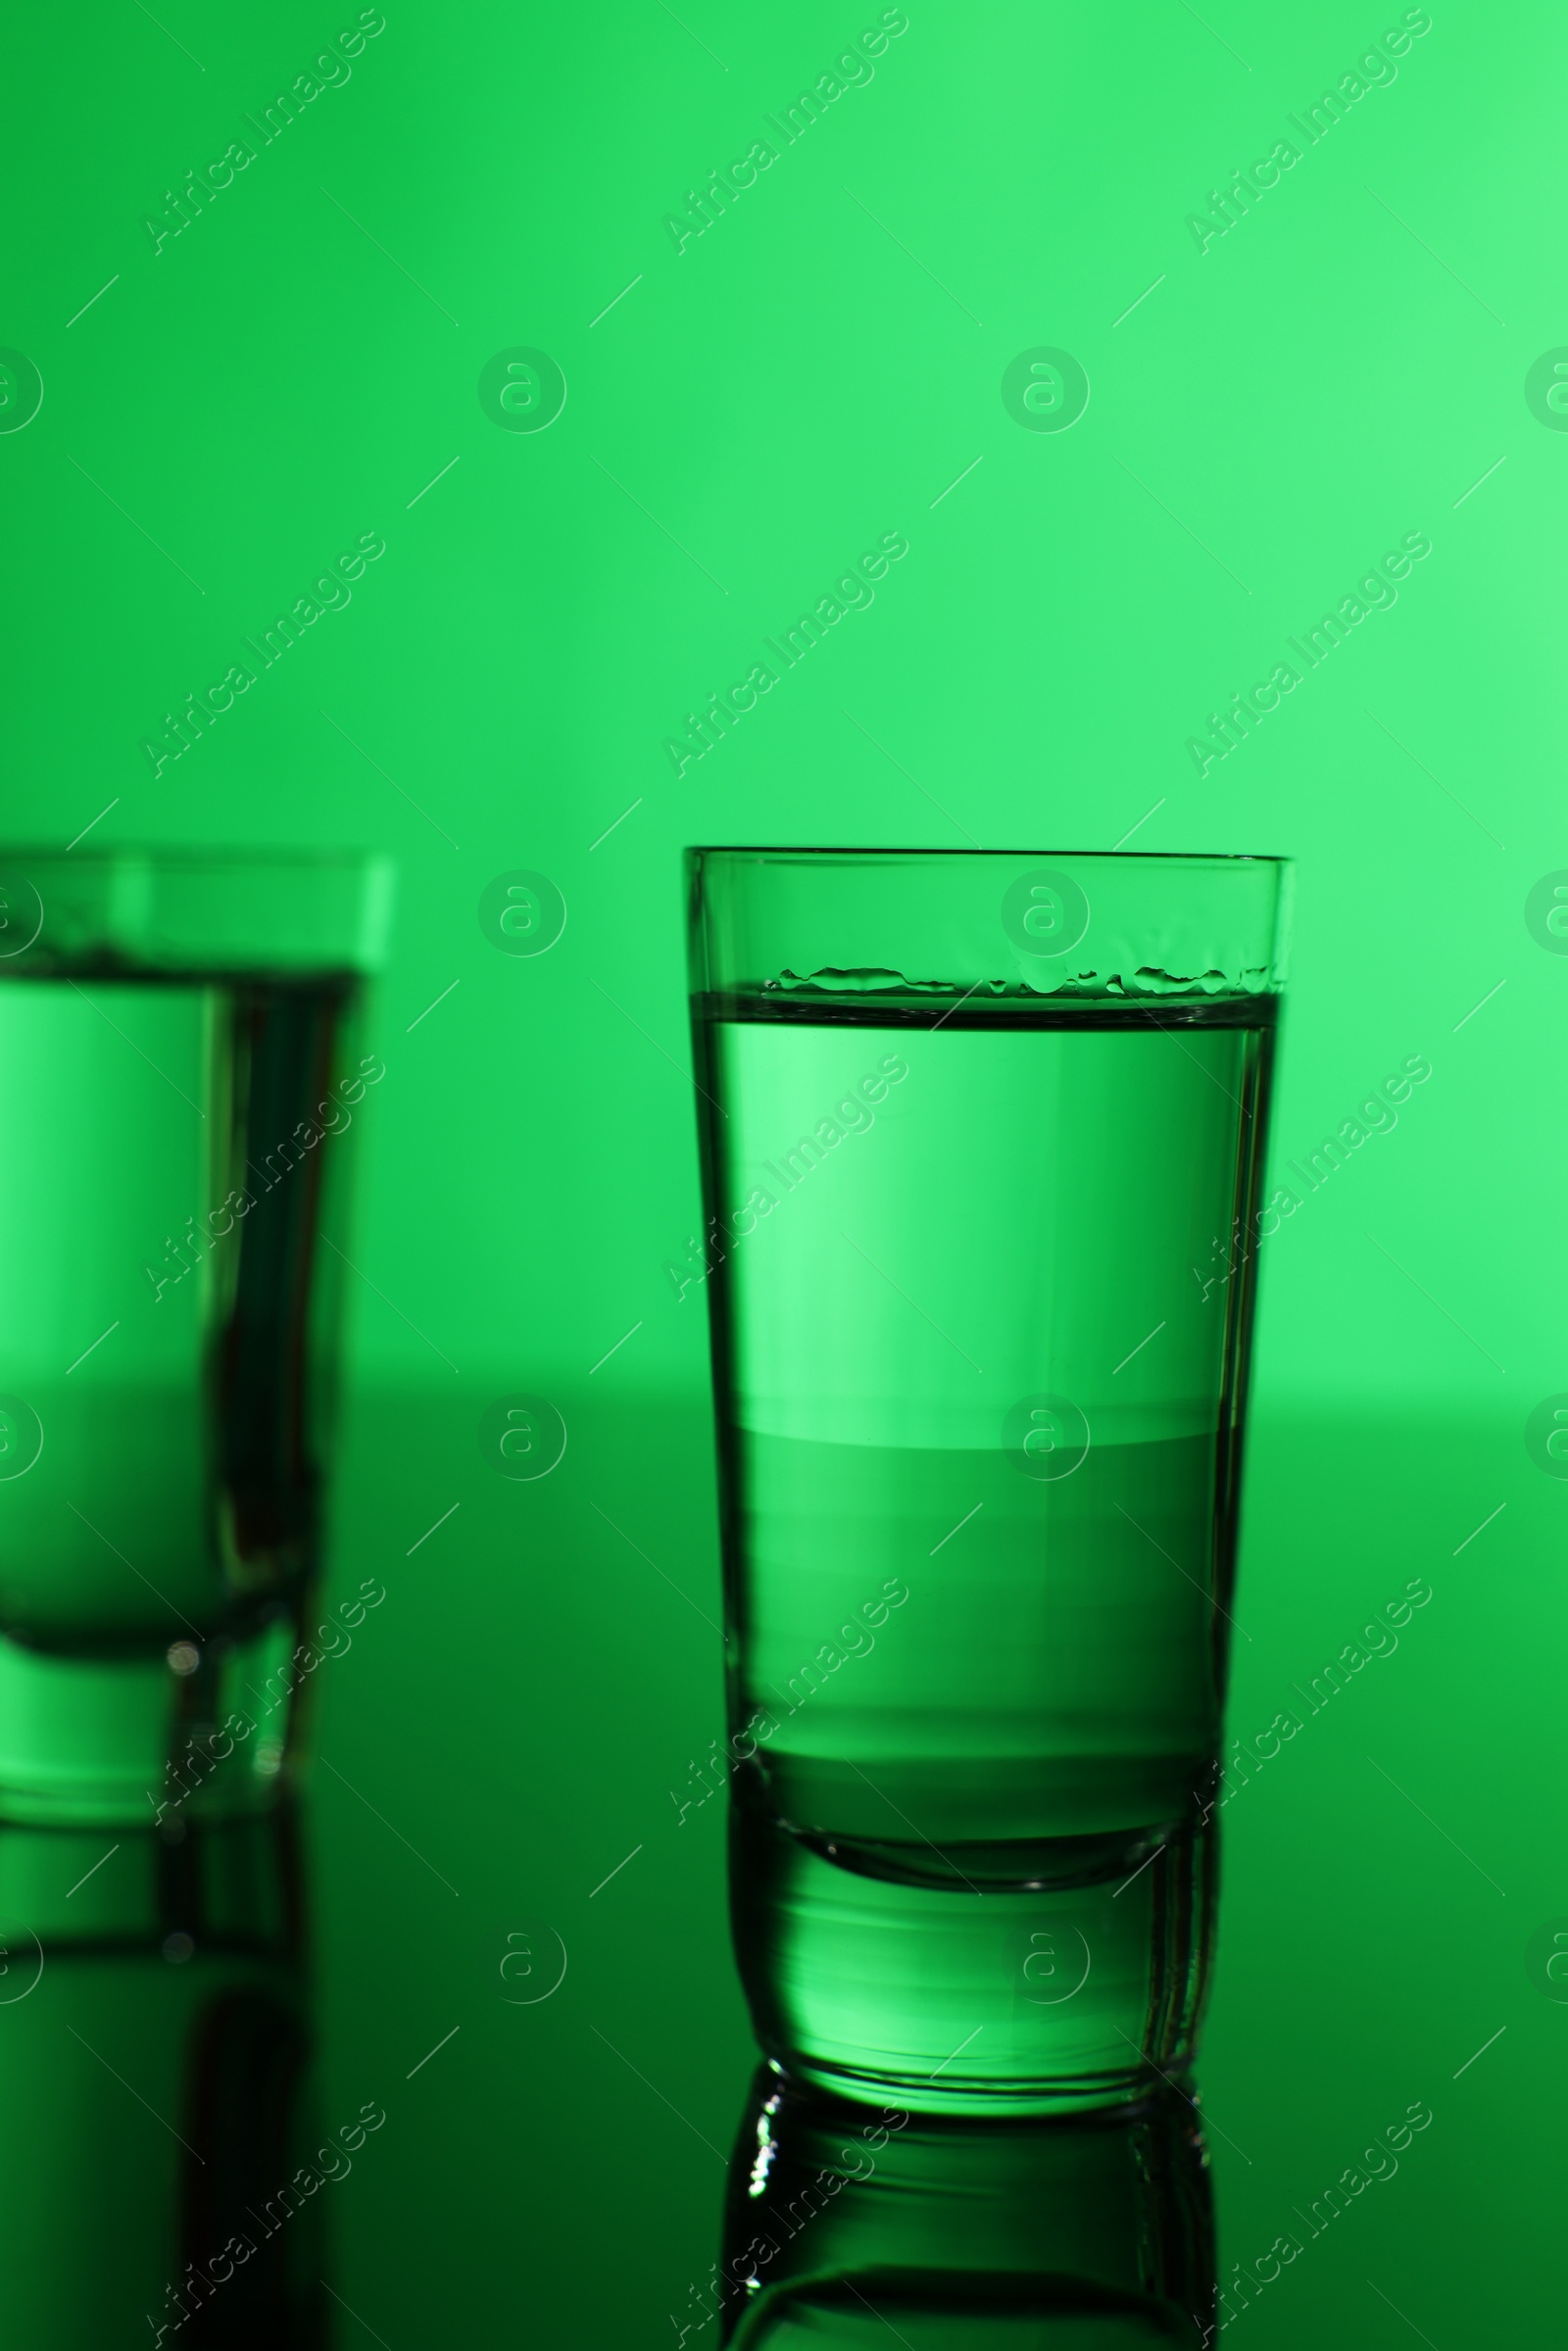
0;842;384;867
0;843;395;976
685;842;1290;1004
686;844;1290;865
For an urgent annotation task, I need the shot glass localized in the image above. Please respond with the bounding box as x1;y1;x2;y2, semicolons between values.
0;848;392;1826
685;848;1289;2113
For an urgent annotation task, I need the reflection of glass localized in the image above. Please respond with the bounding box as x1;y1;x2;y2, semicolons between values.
0;1806;331;2344
687;850;1288;2111
715;2067;1214;2345
0;849;391;1825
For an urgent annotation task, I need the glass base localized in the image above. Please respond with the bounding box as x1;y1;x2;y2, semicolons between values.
0;1617;300;1828
731;1801;1213;2117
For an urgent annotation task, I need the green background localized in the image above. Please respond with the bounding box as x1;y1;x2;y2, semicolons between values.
2;0;1562;2337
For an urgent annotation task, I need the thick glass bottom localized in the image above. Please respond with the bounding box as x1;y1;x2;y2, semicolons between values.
730;1798;1214;2117
0;1616;302;1828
